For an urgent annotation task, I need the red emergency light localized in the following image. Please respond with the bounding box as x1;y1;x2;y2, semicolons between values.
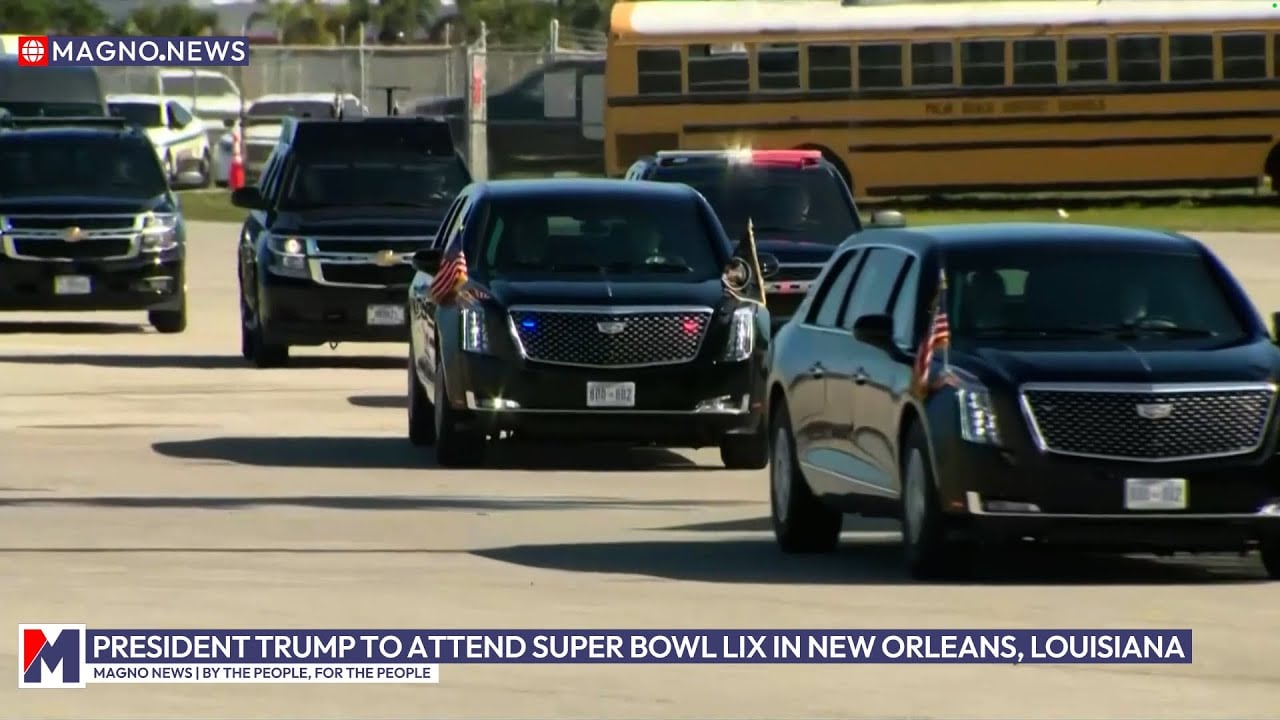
748;149;823;168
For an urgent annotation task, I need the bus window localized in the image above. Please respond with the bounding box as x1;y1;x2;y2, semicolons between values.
1221;34;1265;80
637;48;682;95
688;44;749;93
807;45;851;91
1013;38;1058;85
960;39;1005;87
1168;35;1213;82
1066;37;1108;83
758;43;800;91
911;41;954;86
1117;36;1161;83
858;44;903;89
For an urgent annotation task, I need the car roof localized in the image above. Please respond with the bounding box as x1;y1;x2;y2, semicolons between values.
107;94;166;105
843;222;1198;254
0;125;142;141
254;93;359;104
478;178;702;201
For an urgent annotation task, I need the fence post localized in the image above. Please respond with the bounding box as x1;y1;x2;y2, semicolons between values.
465;23;489;181
549;18;560;57
358;24;369;112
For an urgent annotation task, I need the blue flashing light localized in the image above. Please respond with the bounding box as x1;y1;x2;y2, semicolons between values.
520;319;537;330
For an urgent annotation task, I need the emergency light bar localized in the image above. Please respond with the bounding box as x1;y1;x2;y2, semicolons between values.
655;149;823;168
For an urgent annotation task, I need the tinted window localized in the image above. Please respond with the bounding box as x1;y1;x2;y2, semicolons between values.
758;43;800;90
891;256;920;347
944;245;1248;343
1169;34;1213;82
1224;34;1267;80
687;44;749;93
811;250;862;328
110;102;162;127
279;154;469;210
1066;37;1108;83
168;102;194;126
1013;39;1057;86
844;248;909;329
248;100;336;118
960;40;1004;87
160;74;236;97
858;44;903;89
0;136;167;198
476;193;721;282
807;44;851;90
649;164;858;245
1116;36;1161;83
637;48;682;94
910;42;953;86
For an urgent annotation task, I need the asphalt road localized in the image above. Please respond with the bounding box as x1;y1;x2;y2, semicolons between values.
2;223;1279;719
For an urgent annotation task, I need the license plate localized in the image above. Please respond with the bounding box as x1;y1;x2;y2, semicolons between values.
587;381;636;408
1124;478;1187;510
54;275;92;295
366;304;404;326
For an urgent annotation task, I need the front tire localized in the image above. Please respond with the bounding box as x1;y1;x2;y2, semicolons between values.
148;301;186;334
407;356;435;446
720;418;768;469
901;422;968;579
432;359;485;467
769;401;842;553
240;282;288;367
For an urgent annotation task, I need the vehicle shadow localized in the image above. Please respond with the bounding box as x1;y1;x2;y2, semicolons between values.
0;494;736;513
348;394;405;409
0;321;145;335
0;354;404;370
475;534;1268;585
151;435;714;471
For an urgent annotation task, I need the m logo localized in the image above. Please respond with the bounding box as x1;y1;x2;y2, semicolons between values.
596;321;627;335
18;624;86;688
1136;403;1174;420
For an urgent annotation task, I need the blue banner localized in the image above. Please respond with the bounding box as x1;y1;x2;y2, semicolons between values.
83;629;1192;664
42;36;250;67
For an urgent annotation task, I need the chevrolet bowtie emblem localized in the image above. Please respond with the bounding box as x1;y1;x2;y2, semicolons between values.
373;249;399;267
63;227;84;242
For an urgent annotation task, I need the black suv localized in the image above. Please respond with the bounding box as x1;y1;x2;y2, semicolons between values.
626;149;902;331
767;222;1280;579
230;117;471;367
0;116;187;332
406;179;769;469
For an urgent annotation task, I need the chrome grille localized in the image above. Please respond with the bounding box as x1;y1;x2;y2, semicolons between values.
313;238;432;254
305;237;415;288
317;263;414;286
1021;383;1276;462
6;215;136;232
1;214;142;261
508;306;712;368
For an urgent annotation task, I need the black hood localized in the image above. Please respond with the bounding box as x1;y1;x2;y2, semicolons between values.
954;338;1279;388
0;194;171;215
487;277;729;309
272;205;449;237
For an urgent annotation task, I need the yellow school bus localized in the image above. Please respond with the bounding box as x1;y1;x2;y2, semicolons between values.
605;0;1280;198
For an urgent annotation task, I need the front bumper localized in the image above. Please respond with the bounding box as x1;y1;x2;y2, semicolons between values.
260;278;408;345
448;352;765;446
0;255;183;311
938;438;1280;551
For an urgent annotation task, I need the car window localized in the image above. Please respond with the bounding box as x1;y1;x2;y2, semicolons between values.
0;136;167;198
890;255;920;347
649;163;858;245
109;102;162;127
258;152;283;200
944;244;1250;341
843;248;910;329
433;195;468;249
167;102;193;127
808;249;862;328
279;154;469;211
475;193;721;282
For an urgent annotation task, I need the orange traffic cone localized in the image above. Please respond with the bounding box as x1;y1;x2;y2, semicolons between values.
228;128;245;191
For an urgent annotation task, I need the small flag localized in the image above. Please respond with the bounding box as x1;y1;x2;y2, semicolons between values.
429;232;468;305
725;218;767;307
911;269;951;397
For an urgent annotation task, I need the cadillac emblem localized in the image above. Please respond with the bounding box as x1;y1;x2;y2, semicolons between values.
596;321;627;335
63;226;85;243
1135;403;1174;420
373;249;399;267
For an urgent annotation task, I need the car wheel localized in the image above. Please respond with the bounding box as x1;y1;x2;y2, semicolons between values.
432;359;485;467
901;422;968;579
239;291;254;359
407;355;436;446
243;284;288;368
719;418;768;470
769;401;842;553
1260;536;1280;580
148;299;186;334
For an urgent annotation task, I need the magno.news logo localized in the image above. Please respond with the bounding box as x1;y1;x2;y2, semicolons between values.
14;36;49;66
18;624;86;688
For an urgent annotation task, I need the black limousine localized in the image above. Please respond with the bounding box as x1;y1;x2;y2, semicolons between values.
406;179;770;469
766;222;1280;579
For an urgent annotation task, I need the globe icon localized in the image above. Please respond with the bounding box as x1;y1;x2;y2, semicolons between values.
19;38;45;65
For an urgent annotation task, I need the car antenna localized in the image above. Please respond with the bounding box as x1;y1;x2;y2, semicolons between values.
371;85;410;116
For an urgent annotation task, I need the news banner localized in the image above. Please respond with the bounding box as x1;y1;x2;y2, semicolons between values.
20;626;1190;687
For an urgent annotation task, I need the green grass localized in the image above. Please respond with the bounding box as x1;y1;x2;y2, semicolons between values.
177;190;1280;232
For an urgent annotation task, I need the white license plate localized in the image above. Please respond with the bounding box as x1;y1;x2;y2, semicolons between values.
1124;478;1187;510
366;304;405;326
587;381;636;408
54;275;92;295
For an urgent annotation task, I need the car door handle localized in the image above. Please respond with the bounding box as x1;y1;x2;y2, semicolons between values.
807;362;825;379
853;368;869;385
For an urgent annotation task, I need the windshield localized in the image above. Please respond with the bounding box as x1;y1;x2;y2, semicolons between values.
160;74;235;97
476;194;721;282
109;102;162;127
0;136;168;198
650;164;858;245
0;102;104;117
279;155;468;210
249;100;335;118
944;245;1249;343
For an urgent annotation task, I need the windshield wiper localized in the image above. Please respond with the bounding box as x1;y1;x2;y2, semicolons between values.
969;325;1110;337
1100;319;1216;338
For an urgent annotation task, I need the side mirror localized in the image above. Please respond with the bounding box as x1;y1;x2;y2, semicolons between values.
412;249;443;274
229;186;263;210
852;312;895;349
722;257;752;292
869;209;906;229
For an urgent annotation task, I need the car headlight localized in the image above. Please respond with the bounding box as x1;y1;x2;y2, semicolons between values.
721;306;755;362
955;380;1002;445
460;305;492;354
139;213;179;252
264;233;308;278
